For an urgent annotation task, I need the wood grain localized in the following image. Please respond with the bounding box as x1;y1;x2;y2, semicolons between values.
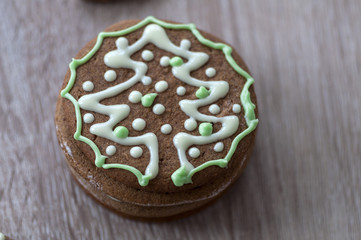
1;0;360;239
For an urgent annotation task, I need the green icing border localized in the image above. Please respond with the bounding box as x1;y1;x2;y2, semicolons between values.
60;16;259;187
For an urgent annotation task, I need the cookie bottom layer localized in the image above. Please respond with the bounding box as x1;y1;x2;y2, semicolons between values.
67;163;229;221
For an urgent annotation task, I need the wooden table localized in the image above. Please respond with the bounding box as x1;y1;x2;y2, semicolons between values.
1;0;360;239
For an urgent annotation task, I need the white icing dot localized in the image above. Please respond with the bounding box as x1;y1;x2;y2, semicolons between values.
132;118;146;131
116;37;129;49
188;147;200;158
160;56;170;67
184;118;197;131
106;145;116;156
141;50;154;61
104;70;117;82
141;76;152;85
180;39;191;49
128;91;142;103
130;146;143;158
205;67;216;77
153;104;165;115
0;232;5;240
83;113;94;123
177;86;186;96
233;104;241;113
155;80;168;92
82;81;94;91
161;124;172;134
214;142;224;152
209;104;220;114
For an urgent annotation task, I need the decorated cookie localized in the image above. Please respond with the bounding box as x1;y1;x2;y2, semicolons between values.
55;16;258;220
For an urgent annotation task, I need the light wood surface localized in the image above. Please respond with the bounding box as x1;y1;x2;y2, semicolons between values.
1;0;361;239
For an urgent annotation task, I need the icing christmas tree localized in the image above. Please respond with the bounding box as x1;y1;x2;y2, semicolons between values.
61;17;258;187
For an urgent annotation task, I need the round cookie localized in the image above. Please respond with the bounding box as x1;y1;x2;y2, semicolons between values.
55;16;259;220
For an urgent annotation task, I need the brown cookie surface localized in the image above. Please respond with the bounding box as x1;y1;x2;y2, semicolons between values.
55;17;258;219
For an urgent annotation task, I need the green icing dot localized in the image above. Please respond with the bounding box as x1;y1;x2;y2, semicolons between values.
195;86;210;99
141;93;157;107
171;166;190;187
114;126;129;138
199;122;213;136
169;56;183;67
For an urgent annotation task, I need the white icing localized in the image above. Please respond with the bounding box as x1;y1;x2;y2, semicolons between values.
104;70;117;82
106;145;116;156
63;142;73;158
141;76;152;85
128;91;142;103
188;147;200;158
160;56;170;66
141;50;154;61
78;24;239;180
0;232;4;240
180;39;191;50
153;103;165;115
176;86;186;96
107;194;122;202
155;80;168;92
232;104;241;113
184;118;197;131
214;142;224;152
130;146;143;158
208;104;220;114
83;113;95;123
132;118;146;131
205;67;216;77
161;124;172;134
82;81;94;91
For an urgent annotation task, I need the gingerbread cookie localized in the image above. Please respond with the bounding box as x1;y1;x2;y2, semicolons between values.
55;16;258;220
